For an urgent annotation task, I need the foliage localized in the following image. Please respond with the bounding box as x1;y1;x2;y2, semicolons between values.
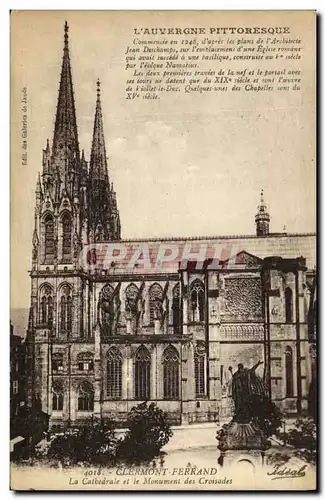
279;417;317;465
47;416;117;466
117;402;173;464
265;451;290;467
34;403;173;467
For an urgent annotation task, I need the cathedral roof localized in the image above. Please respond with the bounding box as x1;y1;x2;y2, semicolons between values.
82;232;316;275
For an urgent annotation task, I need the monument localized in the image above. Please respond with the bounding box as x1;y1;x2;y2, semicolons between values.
217;361;271;469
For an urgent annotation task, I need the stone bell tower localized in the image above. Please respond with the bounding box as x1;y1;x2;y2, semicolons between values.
255;190;270;236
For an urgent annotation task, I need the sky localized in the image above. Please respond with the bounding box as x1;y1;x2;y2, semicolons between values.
10;11;316;310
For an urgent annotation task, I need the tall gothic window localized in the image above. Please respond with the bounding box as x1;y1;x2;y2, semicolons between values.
163;346;180;400
77;381;94;411
44;214;55;263
149;283;163;325
172;283;182;334
62;213;72;261
190;280;205;323
285;346;294;397
107;347;122;398
134;346;150;400
285;287;293;323
194;342;207;397
52;381;64;411
60;285;72;332
40;285;53;326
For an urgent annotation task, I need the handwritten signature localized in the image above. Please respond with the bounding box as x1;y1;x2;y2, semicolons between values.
267;463;307;480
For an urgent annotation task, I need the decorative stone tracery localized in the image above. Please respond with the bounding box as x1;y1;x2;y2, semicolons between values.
224;277;262;318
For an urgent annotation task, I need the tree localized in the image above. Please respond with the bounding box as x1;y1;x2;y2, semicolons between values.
47;416;117;466
279;417;316;465
117;402;173;464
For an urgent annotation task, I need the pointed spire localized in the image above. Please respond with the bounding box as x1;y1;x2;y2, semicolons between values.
89;79;109;182
87;81;121;242
42;139;51;175
52;22;80;179
255;189;270;236
32;227;39;247
35;172;43;205
36;173;42;194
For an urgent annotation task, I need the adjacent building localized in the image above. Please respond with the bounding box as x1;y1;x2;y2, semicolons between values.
10;322;26;440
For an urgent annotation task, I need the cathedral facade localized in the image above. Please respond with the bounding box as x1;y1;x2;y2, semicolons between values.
26;23;317;428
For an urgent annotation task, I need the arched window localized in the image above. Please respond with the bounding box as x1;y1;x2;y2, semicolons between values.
99;285;114;336
40;285;53;326
59;285;72;332
77;352;94;372
52;381;64;411
163;346;180;399
107;347;122;398
285;287;293;323
194;342;207;397
285;346;294;397
134;346;150;400
172;283;182;334
190;280;205;322
62;213;72;261
77;381;94;411
41;296;47;323
44;214;55;263
52;352;64;372
149;283;163;325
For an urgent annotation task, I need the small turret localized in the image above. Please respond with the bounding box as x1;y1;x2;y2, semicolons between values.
255;189;270;236
35;172;43;206
42;139;51;172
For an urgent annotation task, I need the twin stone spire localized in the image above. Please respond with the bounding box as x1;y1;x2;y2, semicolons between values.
36;22;269;246
38;22;121;243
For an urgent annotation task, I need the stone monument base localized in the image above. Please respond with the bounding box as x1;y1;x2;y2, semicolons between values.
217;420;270;470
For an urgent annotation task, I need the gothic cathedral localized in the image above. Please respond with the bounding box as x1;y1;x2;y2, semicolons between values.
26;23;317;428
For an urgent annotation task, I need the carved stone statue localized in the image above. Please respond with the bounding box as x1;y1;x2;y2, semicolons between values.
229;360;265;424
73;232;80;259
154;299;163;320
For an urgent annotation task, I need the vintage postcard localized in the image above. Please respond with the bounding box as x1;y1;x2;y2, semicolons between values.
10;10;316;491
